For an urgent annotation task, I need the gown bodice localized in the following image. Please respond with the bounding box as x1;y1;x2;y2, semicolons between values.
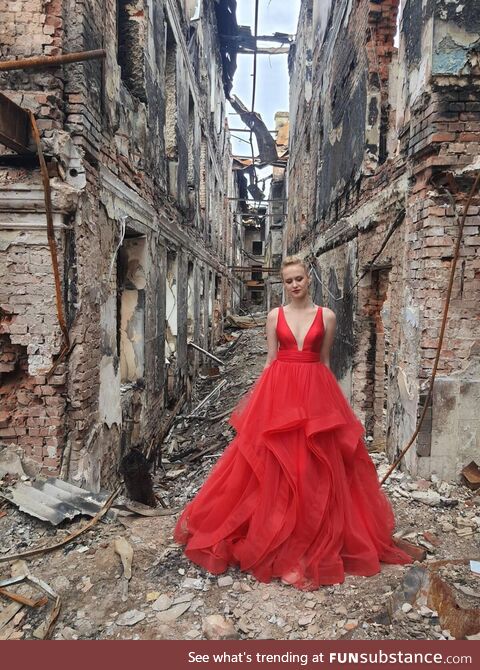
276;305;324;362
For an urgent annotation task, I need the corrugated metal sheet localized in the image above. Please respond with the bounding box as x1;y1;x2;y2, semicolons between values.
0;477;112;525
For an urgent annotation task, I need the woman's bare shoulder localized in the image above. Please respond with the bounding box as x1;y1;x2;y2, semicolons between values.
266;307;280;323
321;306;336;323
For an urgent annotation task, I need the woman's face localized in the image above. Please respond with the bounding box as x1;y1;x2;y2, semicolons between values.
282;264;310;300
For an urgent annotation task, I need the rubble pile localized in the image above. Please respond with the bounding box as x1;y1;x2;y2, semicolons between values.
1;323;479;640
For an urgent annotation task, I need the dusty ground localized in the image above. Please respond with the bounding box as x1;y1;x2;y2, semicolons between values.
1;321;479;641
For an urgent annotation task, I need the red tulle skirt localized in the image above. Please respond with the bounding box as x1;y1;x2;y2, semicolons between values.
174;356;411;589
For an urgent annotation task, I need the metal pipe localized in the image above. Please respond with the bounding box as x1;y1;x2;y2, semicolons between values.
0;49;106;72
187;379;228;418
188;341;224;366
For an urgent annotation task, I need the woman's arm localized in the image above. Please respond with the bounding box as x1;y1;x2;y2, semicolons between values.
320;307;336;369
264;308;279;369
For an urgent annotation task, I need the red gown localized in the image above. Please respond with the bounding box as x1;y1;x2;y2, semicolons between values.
174;305;411;589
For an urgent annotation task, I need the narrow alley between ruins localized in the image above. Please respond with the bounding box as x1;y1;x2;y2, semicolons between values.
1;0;480;644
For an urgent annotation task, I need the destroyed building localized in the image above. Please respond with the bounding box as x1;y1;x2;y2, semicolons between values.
288;0;480;480
264;111;289;310
0;0;243;490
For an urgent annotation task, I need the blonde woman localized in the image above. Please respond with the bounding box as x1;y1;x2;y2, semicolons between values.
175;257;410;589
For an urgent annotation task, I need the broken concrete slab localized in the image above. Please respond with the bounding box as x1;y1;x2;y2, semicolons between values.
0;449;26;479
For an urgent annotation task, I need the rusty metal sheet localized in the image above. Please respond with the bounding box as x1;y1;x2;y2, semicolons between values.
0;92;32;154
461;461;480;490
0;477;111;525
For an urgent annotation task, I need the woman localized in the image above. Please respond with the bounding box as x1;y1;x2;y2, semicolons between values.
174;257;411;589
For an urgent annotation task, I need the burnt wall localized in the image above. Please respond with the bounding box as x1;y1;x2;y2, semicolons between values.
288;0;480;481
0;0;241;486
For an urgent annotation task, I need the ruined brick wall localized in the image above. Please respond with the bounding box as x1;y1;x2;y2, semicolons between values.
0;0;237;488
288;0;480;481
0;0;65;128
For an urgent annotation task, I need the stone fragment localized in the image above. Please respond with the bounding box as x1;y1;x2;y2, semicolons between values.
182;577;203;590
411;490;441;506
116;610;146;626
152;594;173;612
146;591;160;602
58;626;77;640
401;603;413;613
344;619;358;631
173;592;195;604
202;615;238;640
156;602;191;623
51;575;70;592
298;613;315;626
217;575;234;587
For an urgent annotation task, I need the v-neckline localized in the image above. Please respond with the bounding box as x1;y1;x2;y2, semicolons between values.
281;305;319;352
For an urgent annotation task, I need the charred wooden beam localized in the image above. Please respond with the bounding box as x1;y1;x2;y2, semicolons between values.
0;92;33;154
229;95;278;165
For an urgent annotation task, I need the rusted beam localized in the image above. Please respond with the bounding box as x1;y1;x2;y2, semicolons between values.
0;92;32;154
0;49;106;72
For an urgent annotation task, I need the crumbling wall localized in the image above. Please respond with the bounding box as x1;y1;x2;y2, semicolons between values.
288;0;480;481
0;0;238;486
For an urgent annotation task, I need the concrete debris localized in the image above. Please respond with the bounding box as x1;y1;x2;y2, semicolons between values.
114;536;133;602
182;577;204;590
115;610;145;627
156;602;191;624
202;614;238;640
217;576;234;588
0;450;26;479
114;537;133;580
410;491;441;507
151;595;172;612
0;324;478;641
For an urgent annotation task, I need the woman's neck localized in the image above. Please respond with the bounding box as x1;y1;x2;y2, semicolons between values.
287;295;314;310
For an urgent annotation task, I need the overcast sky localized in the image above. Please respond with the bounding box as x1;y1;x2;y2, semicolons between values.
228;0;301;157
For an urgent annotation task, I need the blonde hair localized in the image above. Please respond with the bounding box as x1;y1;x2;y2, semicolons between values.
280;256;310;276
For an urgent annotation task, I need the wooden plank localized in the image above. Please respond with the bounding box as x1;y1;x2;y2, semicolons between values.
0;602;23;630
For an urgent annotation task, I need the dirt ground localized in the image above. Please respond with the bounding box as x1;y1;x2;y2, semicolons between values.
1;322;479;641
